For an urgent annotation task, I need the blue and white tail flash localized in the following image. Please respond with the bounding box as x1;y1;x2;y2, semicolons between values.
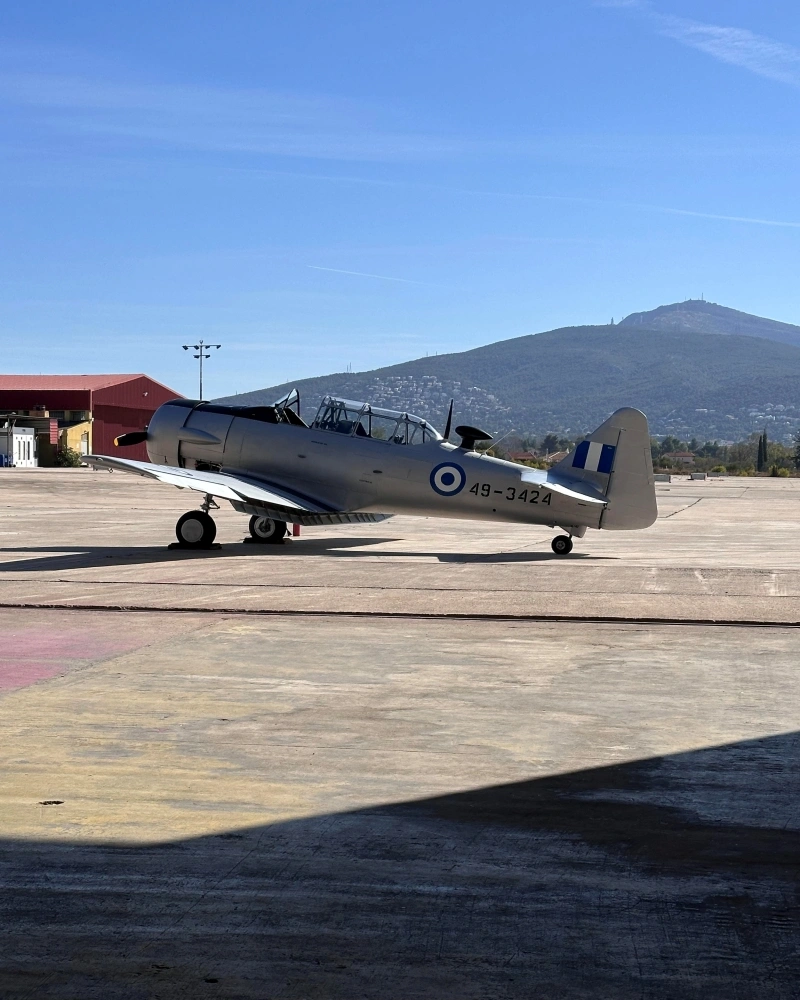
572;440;616;474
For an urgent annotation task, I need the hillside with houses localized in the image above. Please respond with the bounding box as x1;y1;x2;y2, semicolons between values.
217;301;800;444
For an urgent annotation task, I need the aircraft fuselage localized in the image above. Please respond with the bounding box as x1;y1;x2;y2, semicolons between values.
145;399;605;532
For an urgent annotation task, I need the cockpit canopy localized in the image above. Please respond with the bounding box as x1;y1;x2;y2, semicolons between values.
311;396;442;445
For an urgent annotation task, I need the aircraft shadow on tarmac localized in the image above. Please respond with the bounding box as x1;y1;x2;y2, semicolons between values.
2;731;799;999
0;540;612;573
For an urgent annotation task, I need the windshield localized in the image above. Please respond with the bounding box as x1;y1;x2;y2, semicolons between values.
312;396;441;444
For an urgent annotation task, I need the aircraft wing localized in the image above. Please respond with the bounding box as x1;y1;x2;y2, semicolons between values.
85;455;390;525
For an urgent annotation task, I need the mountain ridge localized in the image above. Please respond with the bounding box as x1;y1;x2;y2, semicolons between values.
216;301;800;442
620;299;800;348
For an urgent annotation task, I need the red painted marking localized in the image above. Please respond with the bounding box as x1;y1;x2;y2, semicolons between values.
0;660;71;690
0;628;150;692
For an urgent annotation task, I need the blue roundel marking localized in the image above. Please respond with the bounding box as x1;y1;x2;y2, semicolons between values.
430;462;466;496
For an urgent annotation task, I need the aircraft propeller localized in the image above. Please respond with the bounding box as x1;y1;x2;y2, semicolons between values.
443;399;454;440
114;430;149;447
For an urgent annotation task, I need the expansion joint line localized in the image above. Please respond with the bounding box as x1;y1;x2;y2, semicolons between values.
0;601;796;629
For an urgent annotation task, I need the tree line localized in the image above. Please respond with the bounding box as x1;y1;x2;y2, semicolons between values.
488;429;800;475
651;429;798;475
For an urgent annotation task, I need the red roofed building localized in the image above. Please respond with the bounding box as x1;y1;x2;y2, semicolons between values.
0;374;181;463
662;451;696;467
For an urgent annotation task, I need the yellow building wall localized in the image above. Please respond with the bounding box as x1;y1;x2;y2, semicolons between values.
60;421;92;455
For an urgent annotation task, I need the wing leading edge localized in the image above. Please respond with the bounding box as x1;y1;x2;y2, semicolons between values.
85;455;391;526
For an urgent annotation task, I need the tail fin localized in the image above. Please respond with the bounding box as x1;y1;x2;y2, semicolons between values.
553;408;656;530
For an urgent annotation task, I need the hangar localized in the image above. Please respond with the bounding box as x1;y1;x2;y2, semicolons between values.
0;374;180;463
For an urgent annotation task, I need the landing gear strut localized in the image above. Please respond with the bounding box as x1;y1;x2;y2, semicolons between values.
175;510;217;548
248;515;287;544
551;534;573;555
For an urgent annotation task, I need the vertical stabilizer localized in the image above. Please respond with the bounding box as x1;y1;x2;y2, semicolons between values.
552;408;656;529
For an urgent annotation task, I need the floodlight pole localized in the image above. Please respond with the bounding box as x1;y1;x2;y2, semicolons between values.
182;340;221;400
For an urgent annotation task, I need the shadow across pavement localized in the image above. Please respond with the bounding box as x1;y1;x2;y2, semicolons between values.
0;540;612;574
2;731;799;999
0;537;399;573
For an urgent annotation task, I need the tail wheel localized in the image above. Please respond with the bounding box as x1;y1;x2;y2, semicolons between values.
551;534;573;555
249;515;287;544
176;510;217;548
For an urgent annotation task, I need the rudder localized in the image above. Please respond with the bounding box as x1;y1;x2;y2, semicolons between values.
553;408;656;530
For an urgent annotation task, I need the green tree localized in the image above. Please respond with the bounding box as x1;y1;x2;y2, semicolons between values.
659;436;683;456
793;430;800;469
757;429;769;472
542;433;559;453
55;447;82;467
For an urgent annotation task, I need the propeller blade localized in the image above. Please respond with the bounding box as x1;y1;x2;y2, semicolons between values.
443;399;454;440
114;430;149;447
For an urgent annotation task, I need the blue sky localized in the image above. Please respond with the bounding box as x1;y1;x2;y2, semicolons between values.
2;1;799;398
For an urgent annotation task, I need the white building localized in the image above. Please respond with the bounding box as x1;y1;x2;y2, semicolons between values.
0;424;37;467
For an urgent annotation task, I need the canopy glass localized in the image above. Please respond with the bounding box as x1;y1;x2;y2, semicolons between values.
311;396;442;445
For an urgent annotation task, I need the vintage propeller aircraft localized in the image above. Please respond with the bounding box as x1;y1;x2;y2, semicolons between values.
86;390;657;554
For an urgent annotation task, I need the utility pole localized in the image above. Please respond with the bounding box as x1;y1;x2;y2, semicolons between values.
182;340;221;400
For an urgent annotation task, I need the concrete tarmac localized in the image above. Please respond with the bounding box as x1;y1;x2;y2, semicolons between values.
0;470;799;622
0;470;799;998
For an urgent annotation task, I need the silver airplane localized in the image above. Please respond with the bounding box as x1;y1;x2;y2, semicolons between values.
86;390;657;554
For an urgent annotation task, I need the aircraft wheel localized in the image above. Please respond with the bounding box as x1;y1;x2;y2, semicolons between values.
551;534;573;555
249;515;287;544
176;510;217;548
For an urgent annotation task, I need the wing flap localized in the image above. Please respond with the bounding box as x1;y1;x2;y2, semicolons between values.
86;455;327;512
85;455;392;525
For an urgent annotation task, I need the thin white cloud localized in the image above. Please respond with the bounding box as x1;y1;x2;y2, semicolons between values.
0;68;466;162
634;203;800;229
306;265;432;285
4;42;798;174
657;15;800;87
599;2;800;88
424;184;800;230
226;170;800;231
11;47;796;170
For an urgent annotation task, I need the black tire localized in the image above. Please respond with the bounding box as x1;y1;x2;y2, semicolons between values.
176;510;217;548
248;515;287;544
551;534;573;555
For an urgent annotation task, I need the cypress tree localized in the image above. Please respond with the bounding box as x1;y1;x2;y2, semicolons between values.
757;429;768;472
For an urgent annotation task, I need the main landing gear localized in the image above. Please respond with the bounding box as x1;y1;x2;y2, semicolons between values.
172;494;219;549
170;496;290;551
248;515;287;544
175;510;217;548
551;534;573;555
